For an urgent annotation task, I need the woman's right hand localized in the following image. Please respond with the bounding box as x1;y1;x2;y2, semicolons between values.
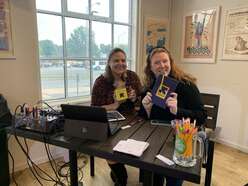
102;92;122;111
142;92;153;116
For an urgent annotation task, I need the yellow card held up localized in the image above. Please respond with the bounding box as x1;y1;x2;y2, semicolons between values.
115;88;128;101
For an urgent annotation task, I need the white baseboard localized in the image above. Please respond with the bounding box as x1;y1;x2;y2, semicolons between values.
10;149;67;173
216;137;248;153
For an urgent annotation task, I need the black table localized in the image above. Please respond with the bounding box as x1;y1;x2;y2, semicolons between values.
0;128;10;186
7;113;202;186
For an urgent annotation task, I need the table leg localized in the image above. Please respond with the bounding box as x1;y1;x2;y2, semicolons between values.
205;140;215;186
142;170;154;186
90;156;95;177
139;169;144;183
69;150;78;186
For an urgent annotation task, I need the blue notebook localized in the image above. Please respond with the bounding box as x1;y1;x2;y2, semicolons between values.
151;75;179;109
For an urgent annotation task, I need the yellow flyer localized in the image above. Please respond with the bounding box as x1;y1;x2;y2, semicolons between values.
115;88;128;101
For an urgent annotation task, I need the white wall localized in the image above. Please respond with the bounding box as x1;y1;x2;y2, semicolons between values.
136;0;171;78
170;0;248;152
0;0;41;109
0;0;65;172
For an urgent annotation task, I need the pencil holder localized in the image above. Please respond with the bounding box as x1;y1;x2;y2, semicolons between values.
172;119;203;167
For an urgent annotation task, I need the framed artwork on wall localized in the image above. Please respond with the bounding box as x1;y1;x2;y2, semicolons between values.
223;7;248;60
181;7;220;63
144;16;169;58
0;0;14;59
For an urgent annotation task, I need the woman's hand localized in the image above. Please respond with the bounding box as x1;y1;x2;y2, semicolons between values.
102;92;122;111
142;92;153;117
166;92;178;115
127;87;137;102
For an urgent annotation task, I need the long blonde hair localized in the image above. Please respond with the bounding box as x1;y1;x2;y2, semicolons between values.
144;47;196;88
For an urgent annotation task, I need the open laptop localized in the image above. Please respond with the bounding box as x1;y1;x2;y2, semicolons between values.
61;104;125;141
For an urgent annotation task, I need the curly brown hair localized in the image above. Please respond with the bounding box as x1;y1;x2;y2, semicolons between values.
144;47;196;88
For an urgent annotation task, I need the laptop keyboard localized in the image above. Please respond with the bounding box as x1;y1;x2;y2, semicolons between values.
109;122;122;135
107;111;124;121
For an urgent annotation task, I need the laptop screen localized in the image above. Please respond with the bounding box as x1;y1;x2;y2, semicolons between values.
61;104;108;122
61;104;126;123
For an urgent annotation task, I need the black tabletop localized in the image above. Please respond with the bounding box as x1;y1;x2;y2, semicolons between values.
6;113;201;183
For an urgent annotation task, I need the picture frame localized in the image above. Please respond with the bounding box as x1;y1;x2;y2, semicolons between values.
181;7;220;63
222;7;248;60
0;0;15;59
144;16;169;58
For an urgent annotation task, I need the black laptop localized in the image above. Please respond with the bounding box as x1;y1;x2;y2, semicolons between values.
61;104;125;141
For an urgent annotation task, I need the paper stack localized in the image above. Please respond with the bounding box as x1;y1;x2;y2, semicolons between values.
113;139;149;157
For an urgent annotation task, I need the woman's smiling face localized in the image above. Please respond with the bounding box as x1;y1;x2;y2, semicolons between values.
150;52;171;77
108;51;127;76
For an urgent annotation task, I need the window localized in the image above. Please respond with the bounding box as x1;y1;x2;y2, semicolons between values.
36;0;136;101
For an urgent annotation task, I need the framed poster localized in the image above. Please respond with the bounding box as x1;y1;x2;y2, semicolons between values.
144;16;169;57
181;7;220;63
223;7;248;60
0;0;14;59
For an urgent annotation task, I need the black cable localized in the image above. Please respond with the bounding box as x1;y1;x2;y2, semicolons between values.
46;144;70;185
13;132;59;185
45;145;61;184
46;144;65;186
43;136;60;181
14;105;23;115
12;103;86;185
37;100;59;113
12;109;43;185
77;153;87;182
47;144;59;173
42;135;64;185
13;110;59;183
8;149;18;186
13;134;43;185
56;160;71;185
56;153;87;185
23;138;58;184
12;105;61;185
23;138;43;185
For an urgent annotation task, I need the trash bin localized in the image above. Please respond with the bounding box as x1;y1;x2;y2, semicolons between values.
0;128;10;186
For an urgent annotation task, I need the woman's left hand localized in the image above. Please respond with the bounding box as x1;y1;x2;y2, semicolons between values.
166;92;178;115
128;87;136;102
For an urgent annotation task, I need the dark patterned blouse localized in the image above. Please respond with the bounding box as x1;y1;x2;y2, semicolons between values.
91;70;142;111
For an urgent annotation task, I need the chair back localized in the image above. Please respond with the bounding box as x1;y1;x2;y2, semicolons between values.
200;93;220;130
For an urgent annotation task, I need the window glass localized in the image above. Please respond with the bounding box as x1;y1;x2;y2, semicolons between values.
37;14;63;58
67;60;90;97
65;18;89;58
92;60;107;85
67;0;88;14
36;0;61;12
91;0;109;17
36;0;135;101
40;60;65;100
114;25;130;57
92;21;111;58
114;0;129;23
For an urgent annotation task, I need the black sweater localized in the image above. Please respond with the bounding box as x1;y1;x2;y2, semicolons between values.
139;80;207;126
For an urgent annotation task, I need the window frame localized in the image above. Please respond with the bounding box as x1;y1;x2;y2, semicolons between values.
36;0;137;102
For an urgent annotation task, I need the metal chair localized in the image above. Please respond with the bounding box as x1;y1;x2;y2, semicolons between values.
200;93;220;186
